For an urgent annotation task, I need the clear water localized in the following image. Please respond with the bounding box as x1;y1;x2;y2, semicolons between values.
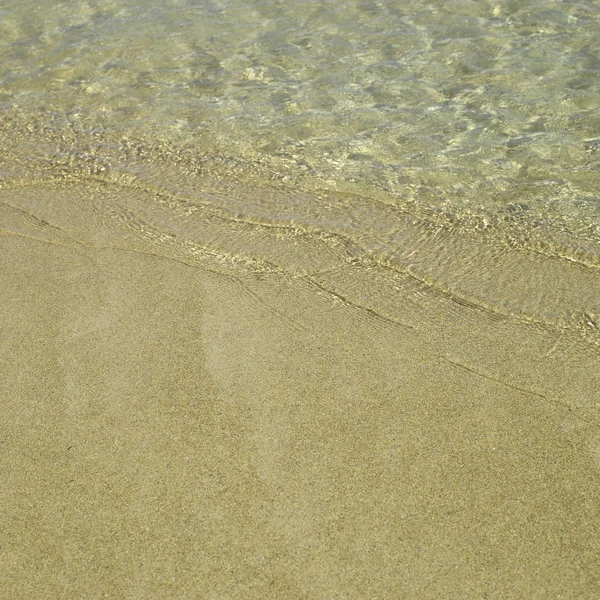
1;0;599;336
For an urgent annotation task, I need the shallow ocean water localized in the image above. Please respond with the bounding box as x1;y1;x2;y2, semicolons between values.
1;0;600;335
1;0;599;240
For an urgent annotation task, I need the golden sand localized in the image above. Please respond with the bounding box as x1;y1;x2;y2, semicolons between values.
1;184;599;597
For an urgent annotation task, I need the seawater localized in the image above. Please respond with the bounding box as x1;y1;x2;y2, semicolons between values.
1;0;599;340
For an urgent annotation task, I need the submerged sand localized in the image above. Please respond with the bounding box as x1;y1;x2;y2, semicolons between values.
1;168;600;598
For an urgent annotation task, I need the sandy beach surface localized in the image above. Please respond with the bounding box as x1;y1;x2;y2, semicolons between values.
1;174;599;599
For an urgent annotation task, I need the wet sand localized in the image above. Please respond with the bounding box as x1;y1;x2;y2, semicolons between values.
1;177;600;599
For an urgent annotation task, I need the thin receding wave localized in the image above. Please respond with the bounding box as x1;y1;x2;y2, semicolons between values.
1;116;599;349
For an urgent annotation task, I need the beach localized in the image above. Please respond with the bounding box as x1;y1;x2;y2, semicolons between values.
1;170;599;598
1;0;600;596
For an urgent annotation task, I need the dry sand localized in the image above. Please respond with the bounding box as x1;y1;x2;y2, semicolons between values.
1;177;600;598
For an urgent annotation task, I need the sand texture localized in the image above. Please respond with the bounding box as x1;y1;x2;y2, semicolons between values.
1;170;600;599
